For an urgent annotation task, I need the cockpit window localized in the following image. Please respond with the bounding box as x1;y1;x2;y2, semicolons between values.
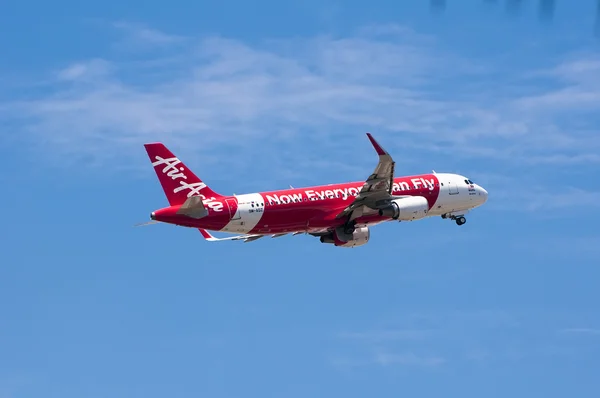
465;179;474;184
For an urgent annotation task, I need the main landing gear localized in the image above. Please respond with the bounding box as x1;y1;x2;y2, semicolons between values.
441;213;466;226
344;219;356;234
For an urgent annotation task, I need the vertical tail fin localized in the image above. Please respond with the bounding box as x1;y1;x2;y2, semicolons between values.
144;143;223;206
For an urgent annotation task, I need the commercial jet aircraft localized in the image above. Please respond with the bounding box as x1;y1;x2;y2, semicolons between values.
141;133;488;247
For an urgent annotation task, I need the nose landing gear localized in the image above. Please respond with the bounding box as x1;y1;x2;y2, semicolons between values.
441;213;467;226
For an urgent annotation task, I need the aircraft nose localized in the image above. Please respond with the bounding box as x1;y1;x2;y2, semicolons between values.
479;186;488;202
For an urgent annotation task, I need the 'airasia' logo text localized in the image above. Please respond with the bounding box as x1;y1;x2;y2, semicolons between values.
152;155;224;212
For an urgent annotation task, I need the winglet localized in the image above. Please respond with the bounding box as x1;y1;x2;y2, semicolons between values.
366;133;388;156
199;228;219;241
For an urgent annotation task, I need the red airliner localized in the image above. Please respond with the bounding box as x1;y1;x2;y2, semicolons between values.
141;133;488;247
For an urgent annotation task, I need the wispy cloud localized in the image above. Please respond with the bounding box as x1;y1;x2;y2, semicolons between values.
111;21;187;50
329;350;445;370
337;329;435;342
509;235;600;260
1;21;599;175
558;328;600;336
491;184;600;213
372;351;446;367
331;309;600;369
56;59;113;81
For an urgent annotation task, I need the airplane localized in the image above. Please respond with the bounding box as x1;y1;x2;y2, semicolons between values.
140;133;488;247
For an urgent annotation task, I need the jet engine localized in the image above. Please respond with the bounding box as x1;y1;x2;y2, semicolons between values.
378;196;429;221
320;226;370;248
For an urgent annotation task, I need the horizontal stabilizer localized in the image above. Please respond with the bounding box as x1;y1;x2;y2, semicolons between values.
134;220;160;227
177;196;209;219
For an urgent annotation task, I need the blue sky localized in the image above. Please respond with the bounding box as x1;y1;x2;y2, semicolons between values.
1;0;600;397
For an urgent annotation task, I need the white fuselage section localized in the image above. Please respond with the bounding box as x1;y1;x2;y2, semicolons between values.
426;173;487;217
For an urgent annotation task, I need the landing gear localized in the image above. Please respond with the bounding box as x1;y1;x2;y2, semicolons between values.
343;220;356;234
441;213;467;226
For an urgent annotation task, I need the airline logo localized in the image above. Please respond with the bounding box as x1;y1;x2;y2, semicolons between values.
394;178;437;191
265;187;362;204
264;178;438;204
152;156;208;197
152;155;225;212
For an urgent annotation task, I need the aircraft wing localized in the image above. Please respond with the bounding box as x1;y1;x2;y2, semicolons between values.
336;133;407;220
198;229;307;243
198;228;264;242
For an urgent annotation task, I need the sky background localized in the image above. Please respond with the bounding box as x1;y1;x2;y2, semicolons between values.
1;0;600;397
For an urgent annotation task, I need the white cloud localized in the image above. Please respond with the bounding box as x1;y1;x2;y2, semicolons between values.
526;187;600;211
515;56;600;112
329;350;445;369
1;22;599;178
559;328;600;335
489;184;600;213
373;351;446;367
111;21;186;50
56;59;112;81
338;329;435;341
333;309;600;369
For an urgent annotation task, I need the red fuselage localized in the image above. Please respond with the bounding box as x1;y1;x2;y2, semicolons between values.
152;173;441;234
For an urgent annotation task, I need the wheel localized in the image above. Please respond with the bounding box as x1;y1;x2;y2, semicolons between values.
343;219;356;234
456;216;466;226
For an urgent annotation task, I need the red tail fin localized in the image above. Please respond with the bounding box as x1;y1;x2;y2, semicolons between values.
144;143;223;206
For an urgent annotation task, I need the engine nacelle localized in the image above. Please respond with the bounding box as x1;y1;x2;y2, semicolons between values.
320;226;370;248
378;196;429;221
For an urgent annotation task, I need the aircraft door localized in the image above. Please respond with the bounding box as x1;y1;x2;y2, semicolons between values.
448;180;459;195
226;198;241;220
